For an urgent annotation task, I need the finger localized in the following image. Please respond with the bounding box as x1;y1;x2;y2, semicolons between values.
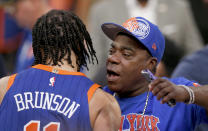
161;93;175;104
156;87;171;101
151;81;170;96
150;78;166;91
151;84;165;96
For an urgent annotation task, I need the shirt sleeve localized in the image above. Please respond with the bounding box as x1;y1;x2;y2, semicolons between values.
168;77;200;87
169;77;208;125
193;104;208;125
103;86;114;95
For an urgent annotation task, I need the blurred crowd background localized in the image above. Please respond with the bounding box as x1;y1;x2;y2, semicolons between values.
0;0;208;85
1;0;208;130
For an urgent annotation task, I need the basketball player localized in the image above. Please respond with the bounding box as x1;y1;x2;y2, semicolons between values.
102;17;208;130
0;10;121;131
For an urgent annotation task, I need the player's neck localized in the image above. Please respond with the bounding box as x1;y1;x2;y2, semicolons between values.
52;61;78;72
45;51;79;72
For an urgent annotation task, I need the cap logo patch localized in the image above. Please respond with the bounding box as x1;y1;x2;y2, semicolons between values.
123;18;150;39
152;43;157;51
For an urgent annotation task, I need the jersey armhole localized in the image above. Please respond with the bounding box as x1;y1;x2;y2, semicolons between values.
6;74;17;91
87;83;101;103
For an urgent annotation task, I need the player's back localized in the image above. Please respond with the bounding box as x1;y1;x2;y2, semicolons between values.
0;64;100;131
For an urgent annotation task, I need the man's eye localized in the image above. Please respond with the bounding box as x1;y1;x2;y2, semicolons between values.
123;53;130;57
109;49;114;55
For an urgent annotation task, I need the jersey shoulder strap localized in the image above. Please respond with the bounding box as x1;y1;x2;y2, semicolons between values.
7;74;17;90
87;83;100;103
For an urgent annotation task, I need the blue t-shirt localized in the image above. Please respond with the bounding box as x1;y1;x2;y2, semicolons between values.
103;77;208;131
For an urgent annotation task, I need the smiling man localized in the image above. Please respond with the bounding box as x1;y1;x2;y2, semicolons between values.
102;17;208;131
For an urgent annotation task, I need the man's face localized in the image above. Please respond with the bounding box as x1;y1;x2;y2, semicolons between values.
106;34;152;96
14;0;36;29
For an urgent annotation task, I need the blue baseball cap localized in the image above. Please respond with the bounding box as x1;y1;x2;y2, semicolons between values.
101;17;165;63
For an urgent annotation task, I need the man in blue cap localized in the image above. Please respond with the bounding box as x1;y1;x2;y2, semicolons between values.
102;17;208;130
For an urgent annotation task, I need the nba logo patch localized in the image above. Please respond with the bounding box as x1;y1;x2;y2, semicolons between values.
49;77;56;87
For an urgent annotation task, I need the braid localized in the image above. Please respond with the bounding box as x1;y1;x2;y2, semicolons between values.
32;10;97;70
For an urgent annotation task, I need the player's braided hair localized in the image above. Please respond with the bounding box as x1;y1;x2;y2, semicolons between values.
32;9;97;71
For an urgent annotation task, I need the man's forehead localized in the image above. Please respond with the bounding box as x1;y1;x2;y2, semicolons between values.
111;42;133;48
112;43;139;54
111;40;145;50
114;33;145;47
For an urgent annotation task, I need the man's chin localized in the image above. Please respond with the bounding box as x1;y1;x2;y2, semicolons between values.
108;82;120;92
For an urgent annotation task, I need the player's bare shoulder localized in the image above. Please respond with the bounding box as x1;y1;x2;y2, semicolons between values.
0;75;11;104
89;88;121;131
95;88;119;106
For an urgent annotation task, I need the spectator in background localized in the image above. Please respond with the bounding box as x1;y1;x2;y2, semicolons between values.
48;0;93;25
85;0;203;86
13;0;52;72
48;0;75;10
189;0;208;45
155;36;184;77
0;4;24;74
0;6;23;53
172;45;208;85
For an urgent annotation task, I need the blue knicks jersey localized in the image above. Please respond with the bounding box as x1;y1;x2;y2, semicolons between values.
104;77;208;131
0;64;100;131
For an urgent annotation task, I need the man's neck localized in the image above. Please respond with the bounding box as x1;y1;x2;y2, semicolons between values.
117;82;149;98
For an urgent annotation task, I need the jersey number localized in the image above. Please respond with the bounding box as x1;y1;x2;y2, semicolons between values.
24;120;60;131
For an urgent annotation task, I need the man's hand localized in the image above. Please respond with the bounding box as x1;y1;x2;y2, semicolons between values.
149;78;189;104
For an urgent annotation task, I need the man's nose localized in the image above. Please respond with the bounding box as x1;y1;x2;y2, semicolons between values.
107;53;121;65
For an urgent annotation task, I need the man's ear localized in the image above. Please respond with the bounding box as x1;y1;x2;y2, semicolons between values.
147;57;157;71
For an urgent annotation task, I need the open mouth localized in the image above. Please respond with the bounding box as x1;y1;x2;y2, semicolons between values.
107;69;120;81
107;70;119;76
